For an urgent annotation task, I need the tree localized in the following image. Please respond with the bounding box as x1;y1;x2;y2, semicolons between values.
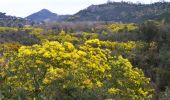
139;21;159;42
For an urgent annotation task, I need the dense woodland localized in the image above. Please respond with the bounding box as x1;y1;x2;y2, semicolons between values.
0;19;169;100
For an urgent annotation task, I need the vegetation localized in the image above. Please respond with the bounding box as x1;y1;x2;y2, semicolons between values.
0;19;169;99
0;40;153;99
0;12;30;27
68;2;170;22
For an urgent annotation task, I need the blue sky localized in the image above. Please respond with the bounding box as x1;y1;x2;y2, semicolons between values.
0;0;168;17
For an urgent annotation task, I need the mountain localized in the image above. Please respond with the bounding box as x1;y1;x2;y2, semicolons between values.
26;9;58;22
68;2;170;23
0;12;30;27
26;9;70;22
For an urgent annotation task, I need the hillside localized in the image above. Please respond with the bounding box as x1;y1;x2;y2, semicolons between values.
26;9;70;22
68;2;170;23
0;12;29;27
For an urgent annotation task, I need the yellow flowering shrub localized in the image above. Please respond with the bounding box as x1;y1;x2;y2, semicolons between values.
108;23;138;33
0;27;18;33
108;88;120;94
0;39;153;99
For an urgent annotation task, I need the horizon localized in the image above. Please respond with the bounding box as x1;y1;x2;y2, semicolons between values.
0;0;169;18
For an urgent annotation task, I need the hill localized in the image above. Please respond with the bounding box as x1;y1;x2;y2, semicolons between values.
0;12;30;27
68;2;170;23
26;9;70;22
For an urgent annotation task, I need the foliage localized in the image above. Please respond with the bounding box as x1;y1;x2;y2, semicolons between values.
0;27;18;33
0;20;169;99
139;20;160;42
0;40;153;99
108;23;138;33
0;27;42;45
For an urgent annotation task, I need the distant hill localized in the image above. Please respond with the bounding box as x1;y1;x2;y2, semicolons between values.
68;2;170;23
26;9;70;22
0;12;29;27
2;2;170;24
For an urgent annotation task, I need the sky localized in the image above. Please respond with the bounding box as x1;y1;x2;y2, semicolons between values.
0;0;169;18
